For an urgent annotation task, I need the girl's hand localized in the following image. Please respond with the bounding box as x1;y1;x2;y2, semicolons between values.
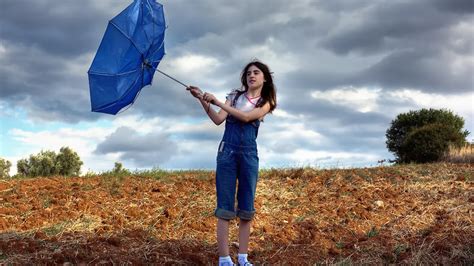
186;86;203;99
202;92;219;105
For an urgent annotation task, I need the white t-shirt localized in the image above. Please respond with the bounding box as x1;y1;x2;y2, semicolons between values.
226;89;261;112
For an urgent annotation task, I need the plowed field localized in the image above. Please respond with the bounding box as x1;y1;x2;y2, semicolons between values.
1;163;473;265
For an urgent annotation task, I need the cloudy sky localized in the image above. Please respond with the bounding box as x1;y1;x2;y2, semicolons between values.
1;0;473;175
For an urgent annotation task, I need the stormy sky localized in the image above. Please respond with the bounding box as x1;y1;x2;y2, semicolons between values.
1;0;473;174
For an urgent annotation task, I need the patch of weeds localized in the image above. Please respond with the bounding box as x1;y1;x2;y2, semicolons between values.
366;226;378;238
259;168;281;179
1;183;19;198
340;191;352;197
343;174;353;182
336;242;345;249
394;243;409;258
295;216;305;223
324;176;334;188
109;181;121;196
100;175;125;196
287;199;299;207
193;170;213;181
42;196;52;209
419;228;432;237
81;184;94;191
135;168;169;180
305;209;318;217
288;167;305;179
263;240;274;250
334;255;353;266
200;210;211;217
83;171;98;178
356;170;373;182
462;170;473;182
1;202;13;207
419;168;432;176
42;221;68;236
20;211;33;220
347;212;359;220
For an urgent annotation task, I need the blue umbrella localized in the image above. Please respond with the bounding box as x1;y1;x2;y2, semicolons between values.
88;0;186;115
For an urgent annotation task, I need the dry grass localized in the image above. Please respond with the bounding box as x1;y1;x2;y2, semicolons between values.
443;143;474;163
0;163;473;265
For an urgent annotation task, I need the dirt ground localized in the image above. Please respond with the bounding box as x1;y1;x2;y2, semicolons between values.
1;163;473;265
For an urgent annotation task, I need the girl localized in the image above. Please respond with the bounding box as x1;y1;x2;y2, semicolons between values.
187;60;277;266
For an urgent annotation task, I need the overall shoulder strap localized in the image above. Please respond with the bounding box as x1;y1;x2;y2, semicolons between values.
232;90;245;107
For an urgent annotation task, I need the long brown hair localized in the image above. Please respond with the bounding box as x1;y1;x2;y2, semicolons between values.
240;60;277;113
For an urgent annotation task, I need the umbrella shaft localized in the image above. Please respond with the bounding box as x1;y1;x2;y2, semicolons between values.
156;69;188;88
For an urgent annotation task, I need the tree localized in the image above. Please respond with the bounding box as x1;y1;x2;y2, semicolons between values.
56;147;83;176
28;150;59;177
386;108;469;163
16;147;83;177
17;158;29;176
0;157;12;178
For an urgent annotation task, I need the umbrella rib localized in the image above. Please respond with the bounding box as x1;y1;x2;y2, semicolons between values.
88;69;139;77
142;0;153;49
93;69;143;113
147;39;165;63
110;21;144;56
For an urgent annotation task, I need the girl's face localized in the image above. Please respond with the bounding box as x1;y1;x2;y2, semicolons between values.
246;65;265;90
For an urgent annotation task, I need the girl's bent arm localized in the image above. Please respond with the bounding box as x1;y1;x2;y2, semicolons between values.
216;101;270;123
200;98;229;125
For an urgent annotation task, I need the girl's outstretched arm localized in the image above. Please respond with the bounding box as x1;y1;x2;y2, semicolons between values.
202;92;271;123
187;86;229;125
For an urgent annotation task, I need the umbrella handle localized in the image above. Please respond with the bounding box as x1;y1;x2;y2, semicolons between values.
156;69;204;98
156;69;188;88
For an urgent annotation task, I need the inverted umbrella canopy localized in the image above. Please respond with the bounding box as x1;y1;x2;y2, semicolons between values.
88;0;166;115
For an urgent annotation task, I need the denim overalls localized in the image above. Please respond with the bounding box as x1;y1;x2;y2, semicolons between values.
214;108;260;221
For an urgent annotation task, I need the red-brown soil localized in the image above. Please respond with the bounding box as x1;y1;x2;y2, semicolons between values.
1;163;473;264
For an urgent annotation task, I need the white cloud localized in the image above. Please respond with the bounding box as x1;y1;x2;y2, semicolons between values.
388;89;474;118
312;86;381;112
0;42;6;59
168;54;220;74
310;87;473;128
231;37;298;75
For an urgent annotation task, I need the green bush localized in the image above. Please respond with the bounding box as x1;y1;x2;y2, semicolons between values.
112;162;131;175
403;123;460;163
16;147;83;177
0;157;12;178
386;108;469;163
56;147;83;176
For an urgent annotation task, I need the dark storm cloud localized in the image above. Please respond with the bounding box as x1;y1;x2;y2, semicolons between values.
320;0;473;56
0;0;116;58
281;90;390;126
94;126;178;167
314;0;474;93
432;0;474;14
356;49;473;93
162;0;292;46
0;42;98;123
0;0;472;140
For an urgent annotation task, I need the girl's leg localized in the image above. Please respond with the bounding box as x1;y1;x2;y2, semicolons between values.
217;218;230;256
238;219;251;253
